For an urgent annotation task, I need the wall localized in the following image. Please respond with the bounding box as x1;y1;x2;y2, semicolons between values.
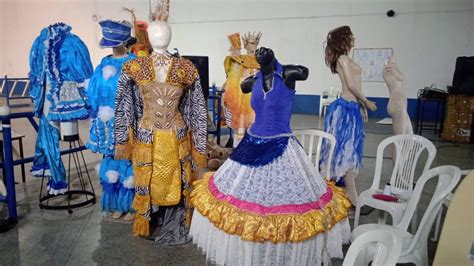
0;0;5;76
1;0;473;116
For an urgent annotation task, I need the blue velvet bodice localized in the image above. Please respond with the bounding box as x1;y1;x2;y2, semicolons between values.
249;60;295;136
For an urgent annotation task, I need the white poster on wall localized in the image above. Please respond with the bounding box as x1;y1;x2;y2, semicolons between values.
353;48;393;82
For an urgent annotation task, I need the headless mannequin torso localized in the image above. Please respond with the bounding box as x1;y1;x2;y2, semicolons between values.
383;56;413;135
241;47;308;93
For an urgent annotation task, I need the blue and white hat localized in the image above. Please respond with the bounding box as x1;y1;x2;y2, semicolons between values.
99;20;132;48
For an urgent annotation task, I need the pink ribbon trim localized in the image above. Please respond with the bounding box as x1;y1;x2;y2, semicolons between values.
208;175;333;215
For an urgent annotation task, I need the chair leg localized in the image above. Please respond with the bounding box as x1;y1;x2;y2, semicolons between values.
19;138;25;183
354;204;362;228
357;247;368;265
377;210;388;224
430;208;443;241
411;210;418;234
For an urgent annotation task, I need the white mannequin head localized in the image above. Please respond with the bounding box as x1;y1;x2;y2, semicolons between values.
148;21;172;54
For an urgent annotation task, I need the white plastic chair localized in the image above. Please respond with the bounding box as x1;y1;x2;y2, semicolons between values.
354;134;437;228
343;229;402;266
352;166;461;266
293;129;336;181
319;87;340;116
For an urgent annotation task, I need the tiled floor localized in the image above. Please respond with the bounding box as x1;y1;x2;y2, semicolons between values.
0;114;473;265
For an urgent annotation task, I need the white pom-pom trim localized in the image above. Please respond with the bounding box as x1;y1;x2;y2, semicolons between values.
102;65;117;80
98;106;114;122
105;170;119;184
122;175;134;189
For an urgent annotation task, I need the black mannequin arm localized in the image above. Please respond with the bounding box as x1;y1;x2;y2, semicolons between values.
283;65;309;90
241;75;257;94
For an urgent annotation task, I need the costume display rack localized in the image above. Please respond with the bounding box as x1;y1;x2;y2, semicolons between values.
0;75;96;226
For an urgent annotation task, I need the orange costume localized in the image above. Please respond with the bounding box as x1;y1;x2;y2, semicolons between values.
222;54;260;129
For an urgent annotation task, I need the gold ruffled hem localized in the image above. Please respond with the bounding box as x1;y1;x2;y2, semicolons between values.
191;172;351;243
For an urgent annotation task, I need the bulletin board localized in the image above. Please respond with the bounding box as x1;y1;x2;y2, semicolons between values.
353;48;393;82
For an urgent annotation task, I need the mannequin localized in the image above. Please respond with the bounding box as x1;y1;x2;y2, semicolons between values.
114;8;207;243
190;47;351;265
222;32;261;147
241;47;308;92
383;56;413;135
87;20;136;220
319;25;377;207
29;23;93;195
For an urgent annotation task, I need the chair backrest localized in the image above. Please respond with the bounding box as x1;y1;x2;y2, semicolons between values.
397;166;461;256
293;129;335;180
371;134;436;196
343;229;403;266
321;87;341;100
329;87;341;99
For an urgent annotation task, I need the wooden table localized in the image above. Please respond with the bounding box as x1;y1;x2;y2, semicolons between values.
433;171;474;265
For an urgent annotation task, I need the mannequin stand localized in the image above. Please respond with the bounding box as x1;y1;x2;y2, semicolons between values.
39;139;96;214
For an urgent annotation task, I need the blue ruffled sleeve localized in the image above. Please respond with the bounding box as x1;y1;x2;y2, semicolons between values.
28;29;47;116
60;34;93;82
86;59;105;117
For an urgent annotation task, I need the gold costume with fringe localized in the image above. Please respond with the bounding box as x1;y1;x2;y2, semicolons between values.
115;55;207;238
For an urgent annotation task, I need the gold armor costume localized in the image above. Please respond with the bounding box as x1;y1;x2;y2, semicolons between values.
115;54;207;239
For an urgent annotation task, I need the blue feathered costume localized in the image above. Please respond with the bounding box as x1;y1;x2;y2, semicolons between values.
86;20;136;213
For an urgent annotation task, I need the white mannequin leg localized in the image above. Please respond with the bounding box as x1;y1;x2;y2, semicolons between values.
345;169;358;206
391;109;407;135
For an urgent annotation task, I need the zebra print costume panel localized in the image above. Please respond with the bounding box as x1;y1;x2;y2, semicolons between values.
223;104;233;129
114;71;143;146
179;77;207;154
115;62;206;154
128;118;189;145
